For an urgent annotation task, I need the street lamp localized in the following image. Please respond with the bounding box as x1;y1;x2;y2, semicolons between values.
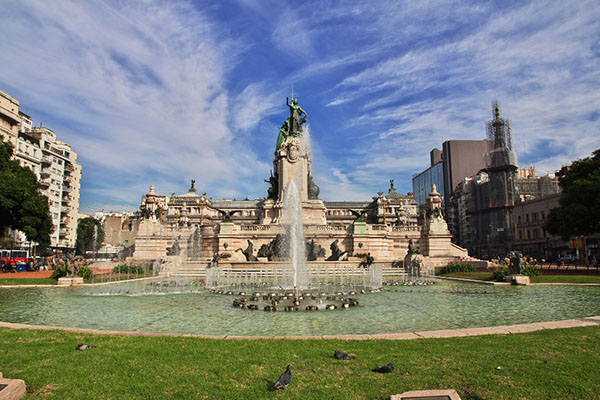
200;192;208;226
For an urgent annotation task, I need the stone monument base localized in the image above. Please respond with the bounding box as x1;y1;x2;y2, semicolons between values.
0;372;26;400
57;277;84;286
506;274;530;285
391;389;461;399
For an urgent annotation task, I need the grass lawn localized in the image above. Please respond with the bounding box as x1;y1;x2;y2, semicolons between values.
87;273;152;284
439;271;496;281
0;277;56;285
531;275;600;284
0;326;599;399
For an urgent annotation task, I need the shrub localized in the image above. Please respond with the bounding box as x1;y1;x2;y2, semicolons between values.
493;267;511;282
521;266;542;277
50;265;68;280
77;266;93;280
112;264;146;274
438;262;475;274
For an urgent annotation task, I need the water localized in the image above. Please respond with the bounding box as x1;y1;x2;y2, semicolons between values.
1;281;599;336
281;180;307;289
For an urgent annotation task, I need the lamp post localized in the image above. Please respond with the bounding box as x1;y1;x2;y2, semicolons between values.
200;192;208;226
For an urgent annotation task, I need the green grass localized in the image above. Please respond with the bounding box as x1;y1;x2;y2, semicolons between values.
530;275;600;284
86;273;152;284
439;271;496;281
1;326;599;399
0;278;56;285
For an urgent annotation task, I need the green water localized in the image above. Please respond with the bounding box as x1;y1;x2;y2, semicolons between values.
1;280;599;336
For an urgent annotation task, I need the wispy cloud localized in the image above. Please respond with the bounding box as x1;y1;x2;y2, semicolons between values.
1;0;598;212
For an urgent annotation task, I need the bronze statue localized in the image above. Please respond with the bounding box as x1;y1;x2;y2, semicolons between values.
213;208;241;222
265;169;279;200
276;119;290;150
407;239;420;255
509;251;524;274
237;240;258;262
307;174;320;199
306;239;326;261
286;97;307;136
349;209;367;221
326;239;347;261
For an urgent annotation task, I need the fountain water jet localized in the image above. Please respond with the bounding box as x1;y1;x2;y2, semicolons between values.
281;180;308;290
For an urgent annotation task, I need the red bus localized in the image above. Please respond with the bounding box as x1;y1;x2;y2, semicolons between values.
1;249;32;271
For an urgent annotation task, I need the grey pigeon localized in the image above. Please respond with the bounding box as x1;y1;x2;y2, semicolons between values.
271;364;291;390
334;350;356;360
76;343;96;351
372;363;394;373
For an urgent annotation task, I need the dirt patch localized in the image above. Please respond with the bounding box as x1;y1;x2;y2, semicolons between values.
0;270;53;278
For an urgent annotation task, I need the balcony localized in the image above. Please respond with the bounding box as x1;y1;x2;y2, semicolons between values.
41;156;52;166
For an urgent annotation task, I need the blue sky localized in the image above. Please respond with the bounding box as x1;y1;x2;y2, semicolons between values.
1;0;599;214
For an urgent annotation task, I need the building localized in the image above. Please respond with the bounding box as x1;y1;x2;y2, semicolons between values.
93;211;140;257
0;89;20;147
512;193;563;259
413;140;489;232
446;101;560;258
132;98;467;267
0;88;82;249
28;126;82;248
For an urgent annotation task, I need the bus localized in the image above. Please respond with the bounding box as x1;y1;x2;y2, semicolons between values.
1;249;32;271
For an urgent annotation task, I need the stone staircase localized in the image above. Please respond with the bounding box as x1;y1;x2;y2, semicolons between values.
170;263;409;280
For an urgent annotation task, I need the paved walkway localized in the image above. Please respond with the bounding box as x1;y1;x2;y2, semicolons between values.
1;316;599;340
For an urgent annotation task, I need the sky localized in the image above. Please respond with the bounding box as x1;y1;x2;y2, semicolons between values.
1;0;599;214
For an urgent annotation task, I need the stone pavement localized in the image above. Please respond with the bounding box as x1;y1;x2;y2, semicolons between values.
1;316;599;340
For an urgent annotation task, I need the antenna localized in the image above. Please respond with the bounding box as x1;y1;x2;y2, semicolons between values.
523;133;528;166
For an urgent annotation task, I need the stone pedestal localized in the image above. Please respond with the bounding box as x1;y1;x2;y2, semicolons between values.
507;274;530;285
391;389;461;399
57;277;84;286
0;372;26;400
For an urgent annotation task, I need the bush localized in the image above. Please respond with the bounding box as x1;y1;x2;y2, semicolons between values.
493;267;511;282
77;266;93;280
112;264;146;274
50;265;68;280
522;266;542;277
438;262;475;274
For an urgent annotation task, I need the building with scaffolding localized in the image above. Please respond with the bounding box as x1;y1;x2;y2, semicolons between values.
447;101;560;258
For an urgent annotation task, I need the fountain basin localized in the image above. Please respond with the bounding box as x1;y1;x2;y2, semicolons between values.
1;280;599;336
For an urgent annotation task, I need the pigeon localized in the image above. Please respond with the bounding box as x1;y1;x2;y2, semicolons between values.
271;364;292;390
334;350;356;360
372;363;394;373
76;344;96;351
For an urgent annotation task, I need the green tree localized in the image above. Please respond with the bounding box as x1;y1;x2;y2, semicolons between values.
544;149;600;240
75;217;104;255
0;141;53;247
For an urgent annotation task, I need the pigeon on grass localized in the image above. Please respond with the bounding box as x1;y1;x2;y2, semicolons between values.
334;350;356;360
371;363;394;373
270;364;292;390
76;344;96;351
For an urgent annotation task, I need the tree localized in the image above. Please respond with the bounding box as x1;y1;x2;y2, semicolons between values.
75;217;104;255
544;149;600;240
0;141;53;247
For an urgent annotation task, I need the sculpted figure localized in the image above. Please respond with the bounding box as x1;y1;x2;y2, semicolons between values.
326;239;347;261
509;251;524;274
237;240;258;262
276;119;290;150
265;170;278;200
307;174;320;199
286;97;307;136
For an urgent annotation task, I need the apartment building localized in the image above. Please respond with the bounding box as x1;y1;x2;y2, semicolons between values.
0;89;82;249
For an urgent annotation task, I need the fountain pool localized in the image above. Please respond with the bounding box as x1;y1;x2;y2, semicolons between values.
1;280;599;336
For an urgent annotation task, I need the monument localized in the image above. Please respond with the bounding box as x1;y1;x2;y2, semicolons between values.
131;98;469;277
